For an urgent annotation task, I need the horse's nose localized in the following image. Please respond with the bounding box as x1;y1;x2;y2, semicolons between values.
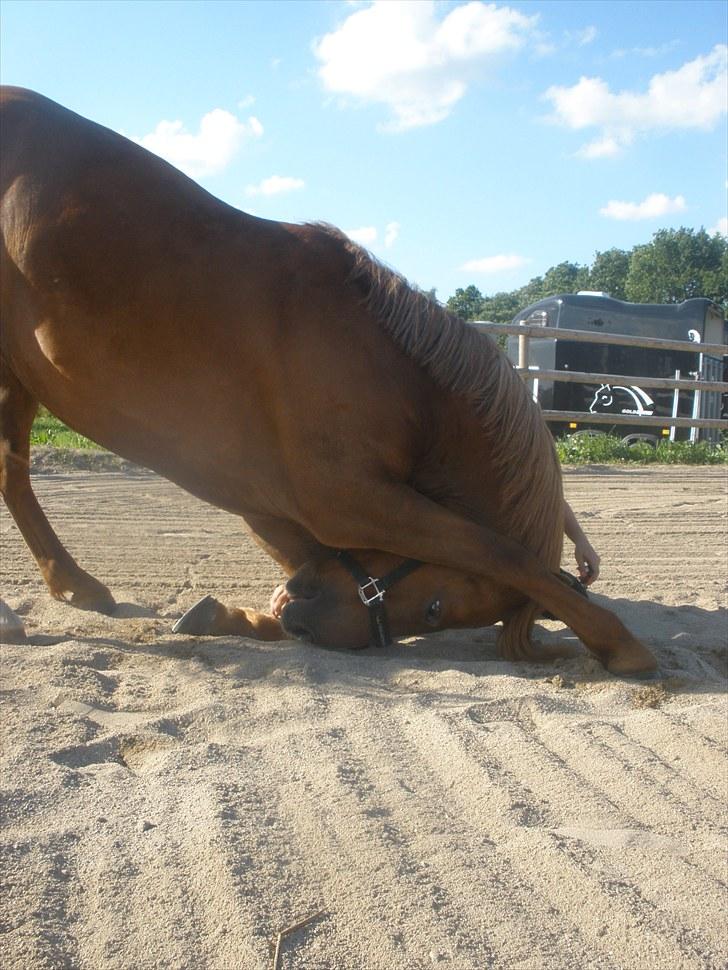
280;598;317;643
286;569;320;601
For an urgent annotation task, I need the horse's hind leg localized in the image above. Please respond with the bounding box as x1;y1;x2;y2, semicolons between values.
0;358;115;613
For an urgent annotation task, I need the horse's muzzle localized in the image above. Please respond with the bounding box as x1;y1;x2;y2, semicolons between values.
280;595;318;643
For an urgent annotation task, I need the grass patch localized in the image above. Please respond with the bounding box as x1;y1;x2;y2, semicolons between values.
31;408;100;449
555;433;727;465
30;411;728;465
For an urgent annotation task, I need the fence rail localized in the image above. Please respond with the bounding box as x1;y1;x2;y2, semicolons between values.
537;411;727;430
515;368;728;394
472;321;728;357
470;320;728;435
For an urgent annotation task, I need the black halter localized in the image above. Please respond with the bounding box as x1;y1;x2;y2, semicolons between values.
336;550;422;648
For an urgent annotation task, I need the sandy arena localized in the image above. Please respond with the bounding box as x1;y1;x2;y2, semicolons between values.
1;457;727;969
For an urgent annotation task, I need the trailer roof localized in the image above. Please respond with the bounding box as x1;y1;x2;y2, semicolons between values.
514;294;723;324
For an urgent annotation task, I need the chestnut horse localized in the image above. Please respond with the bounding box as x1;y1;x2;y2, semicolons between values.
0;88;655;675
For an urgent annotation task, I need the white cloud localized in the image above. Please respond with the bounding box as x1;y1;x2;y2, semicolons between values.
460;253;529;273
576;134;623;159
610;41;679;60
544;44;727;157
599;193;687;221
534;24;596;59
709;216;728;236
314;0;538;131
345;226;378;245
384;221;400;248
135;109;263;178
571;26;597;47
343;222;401;248
245;175;305;197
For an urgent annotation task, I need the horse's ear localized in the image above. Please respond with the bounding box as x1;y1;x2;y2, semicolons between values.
498;601;576;662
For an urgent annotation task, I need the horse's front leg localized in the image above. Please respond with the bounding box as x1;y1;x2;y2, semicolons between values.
173;513;328;639
0;357;115;613
302;480;657;677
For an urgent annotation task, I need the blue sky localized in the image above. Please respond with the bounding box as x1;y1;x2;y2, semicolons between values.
2;0;726;302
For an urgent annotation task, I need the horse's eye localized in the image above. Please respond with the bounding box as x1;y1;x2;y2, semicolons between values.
425;599;442;627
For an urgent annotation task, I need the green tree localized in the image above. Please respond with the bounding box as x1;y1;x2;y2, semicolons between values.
479;290;521;323
448;226;728;319
541;261;589;297
447;284;484;319
625;228;727;306
587;248;629;300
515;275;545;308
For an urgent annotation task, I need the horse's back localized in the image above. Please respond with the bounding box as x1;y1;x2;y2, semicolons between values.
1;86;250;335
0;87;418;501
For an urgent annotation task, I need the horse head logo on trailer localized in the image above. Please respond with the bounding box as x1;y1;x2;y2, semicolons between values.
589;384;656;416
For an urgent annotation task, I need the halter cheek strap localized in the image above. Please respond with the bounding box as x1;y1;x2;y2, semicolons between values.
336;550;422;648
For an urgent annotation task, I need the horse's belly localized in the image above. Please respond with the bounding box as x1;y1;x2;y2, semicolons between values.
5;309;289;514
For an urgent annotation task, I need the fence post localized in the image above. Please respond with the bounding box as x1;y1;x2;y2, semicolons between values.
670;370;680;442
518;330;530;370
518;329;532;398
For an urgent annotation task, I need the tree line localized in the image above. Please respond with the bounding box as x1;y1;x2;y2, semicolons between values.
445;227;728;323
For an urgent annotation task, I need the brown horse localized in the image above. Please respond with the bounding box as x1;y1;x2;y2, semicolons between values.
0;87;656;675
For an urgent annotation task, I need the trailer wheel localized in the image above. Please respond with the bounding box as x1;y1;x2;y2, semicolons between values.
570;430;606;439
621;433;659;448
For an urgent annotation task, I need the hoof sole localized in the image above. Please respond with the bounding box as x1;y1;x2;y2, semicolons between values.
173;595;219;635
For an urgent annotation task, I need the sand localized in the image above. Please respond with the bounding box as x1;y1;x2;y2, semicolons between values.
1;457;727;969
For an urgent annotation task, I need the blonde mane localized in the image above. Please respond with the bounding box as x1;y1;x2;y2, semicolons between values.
315;224;565;659
315;224;563;553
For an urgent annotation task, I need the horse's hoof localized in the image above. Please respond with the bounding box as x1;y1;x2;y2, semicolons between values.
173;595;220;635
62;572;116;615
0;601;27;645
606;654;659;680
69;589;117;615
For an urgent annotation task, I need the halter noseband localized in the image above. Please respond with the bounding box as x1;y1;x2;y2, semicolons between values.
336;550;422;648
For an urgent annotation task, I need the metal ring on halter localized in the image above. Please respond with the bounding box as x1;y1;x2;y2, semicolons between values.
336;550;422;648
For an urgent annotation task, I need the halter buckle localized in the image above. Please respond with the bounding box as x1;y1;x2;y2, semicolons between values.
358;577;386;607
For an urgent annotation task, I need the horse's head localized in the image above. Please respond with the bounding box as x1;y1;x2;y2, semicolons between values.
279;552;527;649
589;384;613;413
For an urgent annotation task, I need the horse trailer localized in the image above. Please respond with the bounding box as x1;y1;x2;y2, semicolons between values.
503;294;727;443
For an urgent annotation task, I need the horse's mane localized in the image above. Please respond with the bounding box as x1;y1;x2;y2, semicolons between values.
313;224;563;557
313;223;565;659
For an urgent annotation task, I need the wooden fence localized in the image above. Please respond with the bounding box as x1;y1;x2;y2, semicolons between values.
470;321;728;438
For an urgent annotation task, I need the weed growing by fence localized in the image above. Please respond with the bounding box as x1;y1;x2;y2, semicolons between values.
31;409;99;449
555;434;727;465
